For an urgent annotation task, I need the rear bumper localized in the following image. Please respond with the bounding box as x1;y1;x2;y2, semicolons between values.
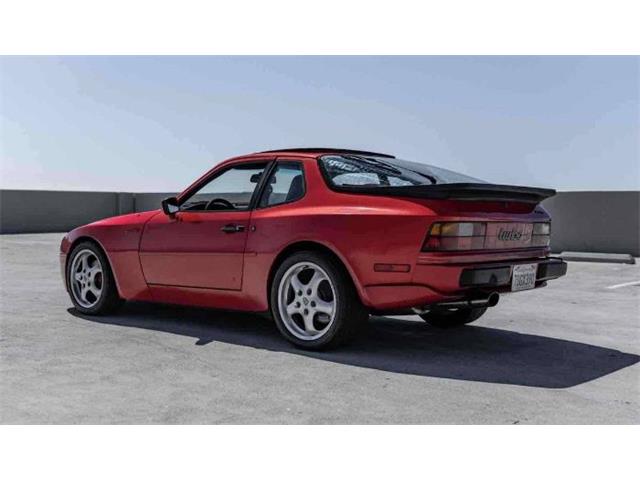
362;257;567;311
459;258;567;288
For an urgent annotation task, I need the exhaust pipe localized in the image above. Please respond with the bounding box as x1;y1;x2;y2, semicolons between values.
413;292;500;314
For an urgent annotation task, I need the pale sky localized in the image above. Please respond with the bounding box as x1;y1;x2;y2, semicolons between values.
1;56;638;192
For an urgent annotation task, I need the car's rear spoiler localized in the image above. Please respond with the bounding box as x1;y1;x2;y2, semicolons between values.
335;183;556;204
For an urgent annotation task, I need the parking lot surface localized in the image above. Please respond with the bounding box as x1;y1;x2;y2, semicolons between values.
1;233;638;424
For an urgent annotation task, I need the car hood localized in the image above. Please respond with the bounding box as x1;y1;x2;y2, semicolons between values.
86;209;161;228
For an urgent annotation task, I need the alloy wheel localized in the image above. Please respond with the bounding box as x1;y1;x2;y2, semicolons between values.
277;261;337;341
69;249;104;308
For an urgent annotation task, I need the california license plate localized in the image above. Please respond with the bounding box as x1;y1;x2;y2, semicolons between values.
511;263;537;292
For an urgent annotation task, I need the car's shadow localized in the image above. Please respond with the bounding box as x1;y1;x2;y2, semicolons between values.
68;303;639;389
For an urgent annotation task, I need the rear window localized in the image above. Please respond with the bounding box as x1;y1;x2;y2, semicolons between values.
319;155;484;188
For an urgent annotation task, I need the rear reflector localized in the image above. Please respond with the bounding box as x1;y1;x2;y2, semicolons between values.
374;263;411;273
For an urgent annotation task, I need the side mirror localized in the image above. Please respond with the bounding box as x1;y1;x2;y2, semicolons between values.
250;173;262;183
250;172;276;184
161;196;179;216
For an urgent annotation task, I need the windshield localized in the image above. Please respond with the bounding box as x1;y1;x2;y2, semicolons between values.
319;155;485;188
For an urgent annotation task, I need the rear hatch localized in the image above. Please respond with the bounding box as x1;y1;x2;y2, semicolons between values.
318;153;556;215
358;185;555;253
340;184;554;253
319;154;555;252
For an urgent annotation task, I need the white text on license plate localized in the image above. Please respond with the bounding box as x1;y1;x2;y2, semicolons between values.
511;263;537;292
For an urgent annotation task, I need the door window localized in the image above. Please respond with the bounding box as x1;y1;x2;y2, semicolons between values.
258;163;305;208
181;163;268;211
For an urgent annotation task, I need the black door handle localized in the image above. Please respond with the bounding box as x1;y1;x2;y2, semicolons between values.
221;223;246;233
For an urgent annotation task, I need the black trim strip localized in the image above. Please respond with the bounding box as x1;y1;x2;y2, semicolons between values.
148;282;239;291
249;160;278;210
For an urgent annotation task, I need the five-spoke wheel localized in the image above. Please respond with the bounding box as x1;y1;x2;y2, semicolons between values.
66;241;122;315
278;261;336;341
271;251;367;350
70;249;104;308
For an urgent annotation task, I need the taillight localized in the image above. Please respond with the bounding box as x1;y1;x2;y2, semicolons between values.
531;222;551;247
422;221;551;251
423;222;487;251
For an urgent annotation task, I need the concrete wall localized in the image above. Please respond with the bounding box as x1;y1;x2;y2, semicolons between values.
133;193;176;213
0;190;133;234
0;190;176;234
542;191;640;256
1;189;639;256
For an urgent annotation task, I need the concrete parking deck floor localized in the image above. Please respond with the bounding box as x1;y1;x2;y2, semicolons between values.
1;233;639;424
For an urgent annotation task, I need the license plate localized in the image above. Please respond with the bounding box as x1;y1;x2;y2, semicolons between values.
511;263;537;292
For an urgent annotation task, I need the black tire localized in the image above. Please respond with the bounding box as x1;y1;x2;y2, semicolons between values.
419;307;487;328
66;241;123;315
270;251;368;350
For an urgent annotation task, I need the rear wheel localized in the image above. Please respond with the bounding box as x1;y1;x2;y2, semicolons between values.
66;241;123;315
419;307;487;328
270;251;367;350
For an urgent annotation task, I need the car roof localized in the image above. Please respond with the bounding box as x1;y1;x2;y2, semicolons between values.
256;147;396;159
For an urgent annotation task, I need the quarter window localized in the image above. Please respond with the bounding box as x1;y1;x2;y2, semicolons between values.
259;163;305;208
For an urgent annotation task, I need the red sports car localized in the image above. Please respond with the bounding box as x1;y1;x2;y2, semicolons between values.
61;148;567;349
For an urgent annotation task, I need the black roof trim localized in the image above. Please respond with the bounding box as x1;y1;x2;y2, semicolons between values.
258;147;396;158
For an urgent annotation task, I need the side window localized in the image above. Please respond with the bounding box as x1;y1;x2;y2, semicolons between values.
259;163;305;208
181;163;267;211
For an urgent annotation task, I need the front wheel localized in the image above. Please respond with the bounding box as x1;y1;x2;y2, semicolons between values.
270;251;367;350
66;241;122;315
419;307;487;328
